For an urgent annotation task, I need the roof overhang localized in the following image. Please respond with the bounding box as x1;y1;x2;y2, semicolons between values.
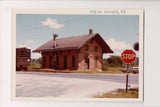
77;33;113;53
92;34;113;53
33;33;113;54
32;47;79;53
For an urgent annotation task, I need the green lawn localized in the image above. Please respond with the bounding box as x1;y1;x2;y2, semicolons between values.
94;88;138;98
28;62;41;69
26;68;124;74
27;61;125;74
102;67;124;74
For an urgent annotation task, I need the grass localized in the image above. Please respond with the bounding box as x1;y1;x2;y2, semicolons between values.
25;68;124;74
26;61;125;74
94;88;138;98
25;66;125;74
28;62;41;69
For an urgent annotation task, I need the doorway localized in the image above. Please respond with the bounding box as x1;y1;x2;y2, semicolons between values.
84;56;89;70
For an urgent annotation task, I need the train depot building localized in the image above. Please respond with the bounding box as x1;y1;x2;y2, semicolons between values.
33;30;113;71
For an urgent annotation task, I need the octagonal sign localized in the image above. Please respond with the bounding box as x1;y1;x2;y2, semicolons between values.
121;49;136;64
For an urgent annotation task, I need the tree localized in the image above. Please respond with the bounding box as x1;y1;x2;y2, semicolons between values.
102;55;139;71
106;55;124;67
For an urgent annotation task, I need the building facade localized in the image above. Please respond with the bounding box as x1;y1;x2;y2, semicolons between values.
33;30;113;71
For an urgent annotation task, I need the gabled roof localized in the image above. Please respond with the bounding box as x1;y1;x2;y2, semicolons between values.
33;33;113;53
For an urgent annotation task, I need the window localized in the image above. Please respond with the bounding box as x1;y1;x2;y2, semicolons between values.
64;55;67;69
49;56;52;68
94;57;97;68
91;39;93;44
95;46;98;52
84;45;88;51
72;56;75;67
43;56;46;66
56;56;59;67
60;51;63;55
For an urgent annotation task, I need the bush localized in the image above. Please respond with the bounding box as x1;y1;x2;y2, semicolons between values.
102;66;109;71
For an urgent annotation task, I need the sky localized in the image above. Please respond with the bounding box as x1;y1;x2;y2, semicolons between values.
16;14;139;59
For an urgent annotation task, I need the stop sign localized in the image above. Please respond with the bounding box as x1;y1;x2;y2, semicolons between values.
121;49;136;64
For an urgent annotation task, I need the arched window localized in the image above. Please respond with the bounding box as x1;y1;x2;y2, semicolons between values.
49;56;52;68
91;39;93;44
43;56;46;66
84;45;88;51
56;56;59;67
94;46;98;52
94;56;98;68
72;56;75;67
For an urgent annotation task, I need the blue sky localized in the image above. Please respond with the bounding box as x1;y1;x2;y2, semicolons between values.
16;14;139;59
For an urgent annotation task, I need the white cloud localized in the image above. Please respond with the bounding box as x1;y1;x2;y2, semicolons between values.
103;51;122;59
18;46;31;51
18;40;34;49
31;53;41;59
104;38;132;58
26;40;33;44
106;38;131;51
41;18;64;29
18;44;31;49
18;44;26;48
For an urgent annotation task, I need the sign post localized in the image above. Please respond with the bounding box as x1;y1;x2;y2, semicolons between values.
121;49;136;92
126;64;129;92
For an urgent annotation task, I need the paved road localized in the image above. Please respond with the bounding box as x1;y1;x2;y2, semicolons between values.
16;72;138;98
17;72;138;84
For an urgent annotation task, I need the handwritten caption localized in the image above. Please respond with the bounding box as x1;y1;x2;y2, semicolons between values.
90;10;126;15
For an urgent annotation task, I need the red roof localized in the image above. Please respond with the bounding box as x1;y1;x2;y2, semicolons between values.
33;33;113;53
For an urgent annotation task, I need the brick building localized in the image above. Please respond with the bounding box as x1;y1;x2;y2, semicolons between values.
33;30;113;71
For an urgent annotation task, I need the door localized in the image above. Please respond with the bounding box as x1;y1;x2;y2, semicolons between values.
85;56;89;70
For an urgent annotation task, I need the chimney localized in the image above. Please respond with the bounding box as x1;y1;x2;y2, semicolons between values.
89;29;93;35
53;34;58;48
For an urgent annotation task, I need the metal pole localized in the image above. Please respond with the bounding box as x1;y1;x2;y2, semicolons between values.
126;64;129;92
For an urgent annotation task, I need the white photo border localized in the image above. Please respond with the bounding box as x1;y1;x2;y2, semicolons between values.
11;8;144;102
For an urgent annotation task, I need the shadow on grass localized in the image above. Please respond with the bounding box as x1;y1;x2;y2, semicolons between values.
94;87;139;98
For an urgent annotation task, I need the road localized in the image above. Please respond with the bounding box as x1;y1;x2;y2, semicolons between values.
16;72;138;98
